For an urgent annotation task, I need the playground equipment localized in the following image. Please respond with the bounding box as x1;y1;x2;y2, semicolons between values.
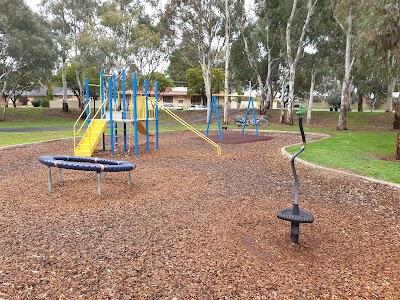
73;71;158;157
38;155;135;196
208;94;262;140
73;70;221;157
277;106;314;244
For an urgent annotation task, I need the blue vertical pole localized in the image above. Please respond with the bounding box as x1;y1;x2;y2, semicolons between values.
85;78;90;125
205;96;214;137
113;74;118;146
155;82;159;150
145;79;150;153
100;70;105;150
122;70;127;152
100;70;105;117
133;74;139;156
242;96;251;135
108;77;114;155
213;96;223;141
214;97;222;141
250;97;259;136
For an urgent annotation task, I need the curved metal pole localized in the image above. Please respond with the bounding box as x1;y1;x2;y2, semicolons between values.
290;116;306;207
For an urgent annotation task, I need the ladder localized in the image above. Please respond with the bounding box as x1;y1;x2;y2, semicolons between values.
74;119;107;157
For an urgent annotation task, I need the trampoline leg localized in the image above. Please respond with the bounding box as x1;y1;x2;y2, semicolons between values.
58;168;62;183
128;171;132;186
47;166;53;192
97;172;102;196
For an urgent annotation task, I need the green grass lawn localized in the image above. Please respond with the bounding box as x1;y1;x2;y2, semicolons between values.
1;107;399;184
286;131;399;184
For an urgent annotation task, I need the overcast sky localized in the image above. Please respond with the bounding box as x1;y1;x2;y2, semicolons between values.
26;0;254;15
26;0;40;12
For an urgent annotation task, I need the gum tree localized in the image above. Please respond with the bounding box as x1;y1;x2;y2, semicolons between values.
285;0;318;125
0;0;55;120
163;0;225;121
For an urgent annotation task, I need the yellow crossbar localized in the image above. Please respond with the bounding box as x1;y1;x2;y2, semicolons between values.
152;99;221;156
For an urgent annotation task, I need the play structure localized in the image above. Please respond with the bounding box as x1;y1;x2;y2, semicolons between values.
277;107;314;244
207;94;262;140
74;70;221;157
38;155;135;196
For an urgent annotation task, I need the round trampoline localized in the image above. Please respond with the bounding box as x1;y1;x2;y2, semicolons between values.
38;155;136;196
38;155;135;172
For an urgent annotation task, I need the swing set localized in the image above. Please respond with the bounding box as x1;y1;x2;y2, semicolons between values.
205;93;262;140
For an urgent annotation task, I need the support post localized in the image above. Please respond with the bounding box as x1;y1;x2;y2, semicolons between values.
122;70;127;152
108;77;114;155
145;79;150;153
100;70;106;151
206;95;223;141
290;222;300;244
113;74;118;147
58;168;62;183
133;74;139;156
155;82;159;149
97;172;102;196
250;97;259;136
85;78;90;125
47;166;52;192
128;171;132;186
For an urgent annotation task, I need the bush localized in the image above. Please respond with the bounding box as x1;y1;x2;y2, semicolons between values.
20;97;28;106
31;99;41;107
326;90;341;107
40;98;49;107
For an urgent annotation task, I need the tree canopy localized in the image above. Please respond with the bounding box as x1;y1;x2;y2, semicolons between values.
0;0;56;119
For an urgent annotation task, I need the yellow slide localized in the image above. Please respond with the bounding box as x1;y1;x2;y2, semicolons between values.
135;120;154;136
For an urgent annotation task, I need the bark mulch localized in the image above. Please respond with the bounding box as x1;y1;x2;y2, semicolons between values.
203;133;274;144
0;130;399;299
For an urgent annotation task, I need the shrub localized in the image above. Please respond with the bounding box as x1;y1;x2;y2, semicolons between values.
40;98;49;107
31;99;41;107
20;97;28;106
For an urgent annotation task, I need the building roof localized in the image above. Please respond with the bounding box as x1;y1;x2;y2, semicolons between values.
23;86;75;97
160;90;188;96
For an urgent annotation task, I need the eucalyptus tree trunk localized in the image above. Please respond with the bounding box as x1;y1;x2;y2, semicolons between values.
386;50;396;112
199;45;213;123
337;10;355;130
223;0;230;125
394;99;400;129
286;0;316;125
357;92;363;112
240;25;266;115
280;77;286;124
307;68;316;124
75;69;84;110
61;57;68;112
265;25;273;114
397;130;400;159
74;25;84;110
386;77;397;112
1;82;8;121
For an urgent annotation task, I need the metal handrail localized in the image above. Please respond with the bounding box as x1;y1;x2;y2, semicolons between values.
151;99;221;156
73;99;108;152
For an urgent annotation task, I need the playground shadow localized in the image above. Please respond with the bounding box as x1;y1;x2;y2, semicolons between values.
204;133;274;144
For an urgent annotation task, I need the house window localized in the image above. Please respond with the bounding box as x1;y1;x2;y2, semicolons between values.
178;99;183;104
163;96;173;103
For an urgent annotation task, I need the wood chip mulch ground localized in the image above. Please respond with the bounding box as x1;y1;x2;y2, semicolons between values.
0;130;399;299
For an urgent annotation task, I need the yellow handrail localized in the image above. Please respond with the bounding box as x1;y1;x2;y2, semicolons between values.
151;99;221;156
73;99;108;152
